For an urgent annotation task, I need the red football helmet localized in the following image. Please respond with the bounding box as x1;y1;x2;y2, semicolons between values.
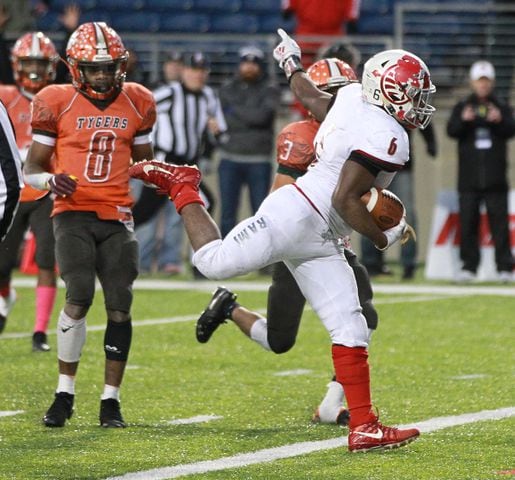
66;22;128;100
307;58;358;94
11;32;59;94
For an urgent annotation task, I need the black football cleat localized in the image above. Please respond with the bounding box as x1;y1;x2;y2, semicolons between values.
43;392;74;427
196;286;237;343
99;398;126;428
32;332;51;352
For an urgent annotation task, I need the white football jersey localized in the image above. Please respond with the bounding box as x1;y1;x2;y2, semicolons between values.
295;82;409;237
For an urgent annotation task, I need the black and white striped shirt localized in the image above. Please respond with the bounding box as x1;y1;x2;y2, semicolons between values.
152;81;227;165
0;102;22;242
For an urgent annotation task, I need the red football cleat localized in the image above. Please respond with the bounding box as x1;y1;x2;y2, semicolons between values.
348;419;420;452
128;160;201;195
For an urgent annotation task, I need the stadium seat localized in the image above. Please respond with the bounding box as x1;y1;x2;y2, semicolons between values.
259;14;295;34
241;0;280;14
361;0;392;15
209;14;259;33
101;0;144;11
357;13;394;35
144;0;194;11
50;0;97;11
35;12;63;32
160;13;210;33
194;0;241;13
80;11;112;25
111;12;160;32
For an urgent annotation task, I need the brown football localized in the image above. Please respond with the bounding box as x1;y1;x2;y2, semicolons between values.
361;187;405;231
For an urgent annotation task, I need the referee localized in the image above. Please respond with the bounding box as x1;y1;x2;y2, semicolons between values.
0;101;23;242
133;51;227;225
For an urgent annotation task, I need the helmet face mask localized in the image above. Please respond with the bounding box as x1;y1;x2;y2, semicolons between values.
66;22;128;101
362;49;436;129
11;32;59;94
307;58;358;94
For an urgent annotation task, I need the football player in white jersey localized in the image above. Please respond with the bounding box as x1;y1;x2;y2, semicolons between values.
129;30;435;453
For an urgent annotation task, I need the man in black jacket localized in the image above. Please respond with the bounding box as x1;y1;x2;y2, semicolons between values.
447;60;515;282
217;46;280;237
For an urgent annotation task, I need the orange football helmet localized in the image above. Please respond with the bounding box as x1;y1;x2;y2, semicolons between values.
66;22;128;100
11;32;59;94
307;58;358;94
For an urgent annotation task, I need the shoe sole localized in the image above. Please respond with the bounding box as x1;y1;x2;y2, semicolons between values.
43;410;73;428
349;434;419;453
100;420;126;428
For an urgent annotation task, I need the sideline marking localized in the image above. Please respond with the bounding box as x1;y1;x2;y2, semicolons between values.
167;415;223;425
0;410;24;418
106;407;515;480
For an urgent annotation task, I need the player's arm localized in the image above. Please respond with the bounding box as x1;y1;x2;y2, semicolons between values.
273;29;332;122
24;141;77;197
332;159;388;249
289;73;332;122
131;142;154;163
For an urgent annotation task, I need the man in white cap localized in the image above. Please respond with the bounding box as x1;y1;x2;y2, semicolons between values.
447;60;515;282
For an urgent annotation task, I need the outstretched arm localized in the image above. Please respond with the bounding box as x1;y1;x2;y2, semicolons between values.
273;29;332;122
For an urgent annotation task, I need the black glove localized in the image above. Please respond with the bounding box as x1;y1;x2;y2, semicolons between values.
48;174;78;197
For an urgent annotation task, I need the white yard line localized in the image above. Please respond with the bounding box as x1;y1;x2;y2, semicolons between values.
167;415;223;425
11;277;515;296
0;410;24;417
105;407;515;480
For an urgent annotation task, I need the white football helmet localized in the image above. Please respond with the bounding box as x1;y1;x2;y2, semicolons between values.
362;49;435;129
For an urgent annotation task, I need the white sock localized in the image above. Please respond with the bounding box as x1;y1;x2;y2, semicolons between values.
101;384;120;401
249;317;271;351
317;381;345;423
57;374;75;395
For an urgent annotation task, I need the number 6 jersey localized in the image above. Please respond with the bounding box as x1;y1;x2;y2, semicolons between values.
31;82;156;220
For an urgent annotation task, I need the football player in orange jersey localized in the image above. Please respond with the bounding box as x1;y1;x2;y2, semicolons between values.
195;59;378;426
0;32;59;351
24;22;156;429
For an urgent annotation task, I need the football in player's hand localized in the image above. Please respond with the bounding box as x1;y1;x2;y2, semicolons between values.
361;187;405;231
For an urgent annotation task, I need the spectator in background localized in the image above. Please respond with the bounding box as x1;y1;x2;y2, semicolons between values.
131;51;185;275
360;124;437;279
160;51;183;84
282;0;360;66
54;3;81;84
125;48;149;87
217;45;280;237
0;32;60;351
447;60;515;283
132;52;226;278
0;1;34;34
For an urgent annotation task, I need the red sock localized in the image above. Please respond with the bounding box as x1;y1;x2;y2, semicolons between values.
0;285;10;297
34;286;57;333
170;184;204;214
332;344;377;428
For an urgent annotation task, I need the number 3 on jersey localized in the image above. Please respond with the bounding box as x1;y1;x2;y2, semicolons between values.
86;130;117;182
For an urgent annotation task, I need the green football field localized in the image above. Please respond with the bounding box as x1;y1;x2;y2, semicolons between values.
0;277;513;480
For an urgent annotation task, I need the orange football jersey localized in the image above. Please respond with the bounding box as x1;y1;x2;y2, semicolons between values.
276;118;320;178
0;85;48;202
31;82;156;220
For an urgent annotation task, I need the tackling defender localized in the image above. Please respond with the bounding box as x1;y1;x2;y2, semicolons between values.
25;22;156;428
195;58;378;426
130;30;434;452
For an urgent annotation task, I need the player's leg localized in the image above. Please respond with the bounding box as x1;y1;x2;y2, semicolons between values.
289;253;419;452
96;221;139;428
196;261;305;350
29;196;57;351
43;212;96;427
458;191;481;277
0;203;29;333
